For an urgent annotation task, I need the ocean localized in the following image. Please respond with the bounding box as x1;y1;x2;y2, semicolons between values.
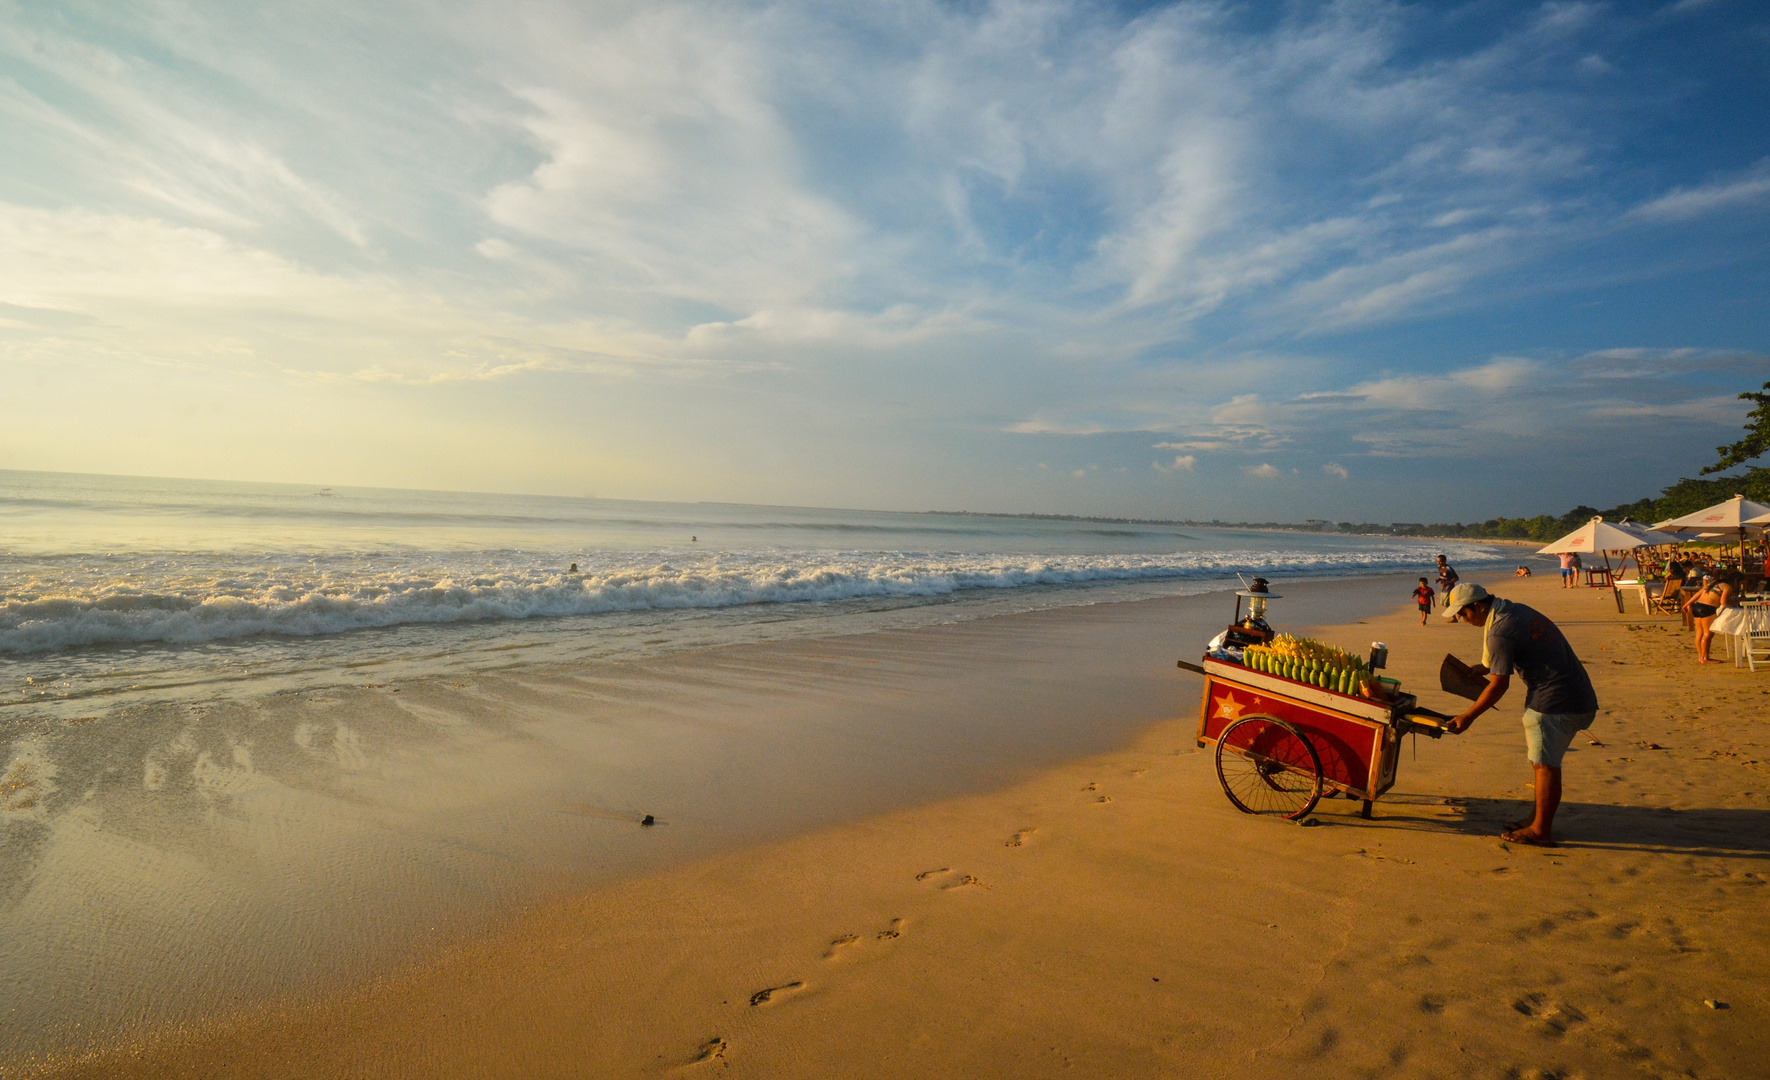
0;470;1521;722
1;470;1516;724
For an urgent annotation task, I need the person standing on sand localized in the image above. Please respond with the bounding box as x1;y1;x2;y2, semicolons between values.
1683;569;1737;665
1558;550;1579;588
1442;582;1598;847
1435;556;1459;606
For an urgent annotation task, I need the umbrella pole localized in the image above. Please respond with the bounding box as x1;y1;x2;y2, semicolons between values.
1605;551;1622;613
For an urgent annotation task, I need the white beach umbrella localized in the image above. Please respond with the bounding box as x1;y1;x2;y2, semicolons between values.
1654;495;1770;570
1608;519;1683;547
1538;517;1672;611
1652;494;1770;533
1536;517;1669;554
1612;518;1682;544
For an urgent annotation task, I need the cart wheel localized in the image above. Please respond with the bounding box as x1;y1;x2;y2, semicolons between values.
1214;714;1323;820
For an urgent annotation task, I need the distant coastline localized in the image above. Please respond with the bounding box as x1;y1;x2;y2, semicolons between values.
919;509;1545;545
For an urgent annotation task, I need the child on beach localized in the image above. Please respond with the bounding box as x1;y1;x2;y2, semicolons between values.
1413;578;1436;625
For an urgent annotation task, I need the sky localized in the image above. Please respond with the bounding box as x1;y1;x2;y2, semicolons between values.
1;0;1767;522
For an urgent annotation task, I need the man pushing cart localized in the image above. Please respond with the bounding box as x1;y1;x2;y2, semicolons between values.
1181;579;1596;844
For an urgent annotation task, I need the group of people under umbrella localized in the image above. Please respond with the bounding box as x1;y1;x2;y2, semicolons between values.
1537;494;1770;665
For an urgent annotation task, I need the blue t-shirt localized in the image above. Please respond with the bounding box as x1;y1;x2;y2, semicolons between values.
1485;601;1598;715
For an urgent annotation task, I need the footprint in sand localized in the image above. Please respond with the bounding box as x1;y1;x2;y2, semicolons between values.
942;874;990;891
823;934;861;959
915;867;951;881
1513;994;1587;1035
1006;828;1036;847
876;918;904;941
687;1036;728;1066
749;981;805;1007
1096;795;1113;803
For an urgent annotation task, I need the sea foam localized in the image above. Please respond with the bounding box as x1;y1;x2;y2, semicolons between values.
1;545;1473;655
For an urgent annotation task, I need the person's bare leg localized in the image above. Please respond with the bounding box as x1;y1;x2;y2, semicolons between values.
1504;764;1561;845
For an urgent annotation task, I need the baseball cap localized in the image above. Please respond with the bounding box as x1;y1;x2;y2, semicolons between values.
1441;582;1492;620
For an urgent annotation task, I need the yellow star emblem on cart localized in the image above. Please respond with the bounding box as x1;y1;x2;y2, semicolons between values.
1214;691;1246;723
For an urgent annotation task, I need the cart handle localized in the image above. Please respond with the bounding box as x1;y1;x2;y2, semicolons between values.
1397;710;1454;739
1176;660;1207;675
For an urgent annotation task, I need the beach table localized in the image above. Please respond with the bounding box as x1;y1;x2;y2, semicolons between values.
1616;579;1690;616
1178;656;1451;821
1615;579;1651;614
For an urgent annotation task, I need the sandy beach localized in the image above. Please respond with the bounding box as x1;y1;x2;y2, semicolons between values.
20;574;1770;1079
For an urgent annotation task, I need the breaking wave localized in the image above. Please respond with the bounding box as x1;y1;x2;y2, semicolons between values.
1;545;1481;656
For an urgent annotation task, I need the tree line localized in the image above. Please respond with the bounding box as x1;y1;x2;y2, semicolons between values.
1329;381;1770;541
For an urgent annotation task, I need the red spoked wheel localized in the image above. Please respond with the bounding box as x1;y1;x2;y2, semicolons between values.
1214;714;1323;820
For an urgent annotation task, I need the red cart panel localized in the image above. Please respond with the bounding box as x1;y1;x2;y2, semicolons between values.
1196;674;1394;801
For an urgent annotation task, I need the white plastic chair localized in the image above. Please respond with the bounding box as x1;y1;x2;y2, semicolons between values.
1736;604;1770;671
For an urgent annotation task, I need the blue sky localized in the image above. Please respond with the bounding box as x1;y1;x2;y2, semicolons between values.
1;0;1765;520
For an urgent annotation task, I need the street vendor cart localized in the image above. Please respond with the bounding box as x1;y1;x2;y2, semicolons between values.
1178;581;1454;821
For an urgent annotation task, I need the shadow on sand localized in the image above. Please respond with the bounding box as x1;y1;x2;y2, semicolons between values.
1325;791;1770;859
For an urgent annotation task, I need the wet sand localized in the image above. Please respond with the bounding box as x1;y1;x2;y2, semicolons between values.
16;575;1770;1078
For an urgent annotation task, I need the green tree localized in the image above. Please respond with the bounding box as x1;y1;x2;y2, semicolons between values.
1701;380;1770;474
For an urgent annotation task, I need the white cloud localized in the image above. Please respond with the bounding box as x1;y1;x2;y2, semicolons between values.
0;201;740;384
1629;160;1770;222
483;52;863;310
1008;418;1115;436
0;19;367;247
1246;463;1282;479
1586;395;1750;422
1322;463;1349;479
0;0;1692;356
1154;454;1197;473
1295;357;1537;412
1572;348;1770;380
1153;424;1285;452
